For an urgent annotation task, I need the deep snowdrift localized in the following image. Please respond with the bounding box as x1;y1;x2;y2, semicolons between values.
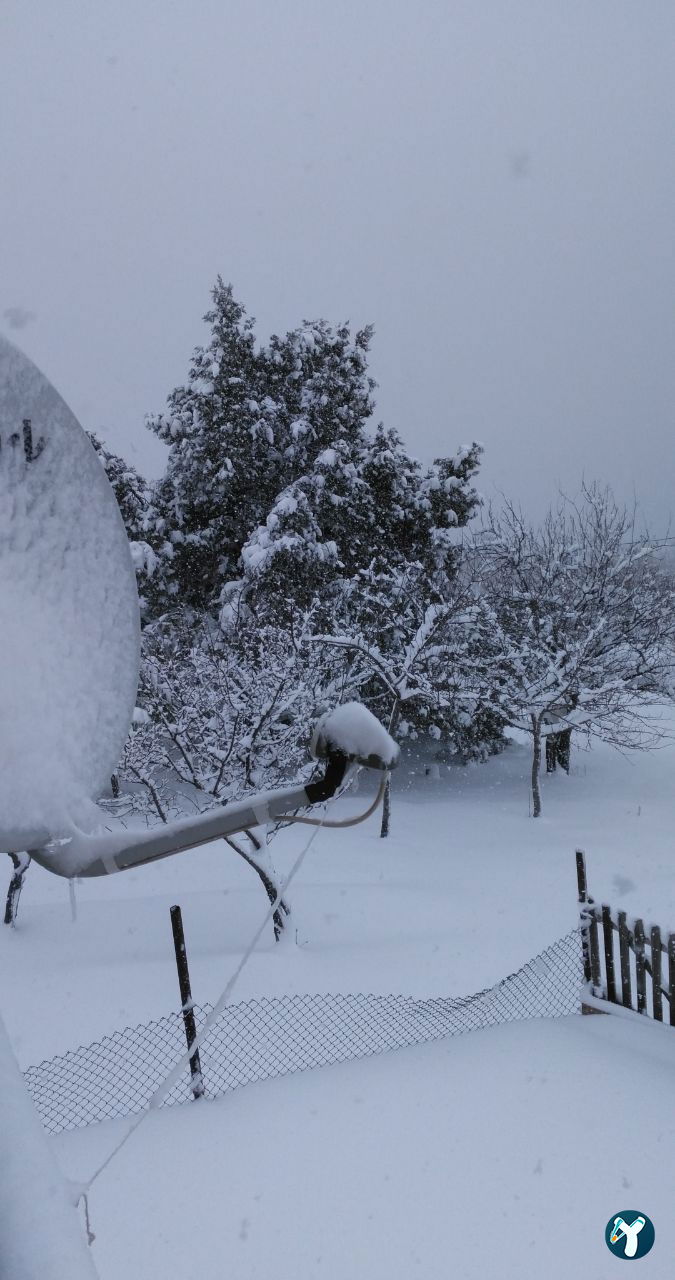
54;1013;674;1279
0;1014;96;1280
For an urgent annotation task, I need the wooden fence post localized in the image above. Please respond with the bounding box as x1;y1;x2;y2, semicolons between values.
576;849;604;1012
668;934;675;1028
651;926;663;1022
170;905;205;1100
575;873;673;1027
601;905;616;1005
589;911;602;994
634;919;647;1015
618;911;632;1010
576;849;592;987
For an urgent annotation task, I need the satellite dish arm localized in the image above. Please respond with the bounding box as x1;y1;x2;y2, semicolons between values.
28;702;399;880
30;749;357;879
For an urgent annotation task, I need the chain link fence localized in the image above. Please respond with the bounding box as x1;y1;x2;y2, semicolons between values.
24;929;583;1135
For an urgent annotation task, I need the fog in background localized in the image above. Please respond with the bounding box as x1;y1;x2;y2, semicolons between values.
2;1;674;529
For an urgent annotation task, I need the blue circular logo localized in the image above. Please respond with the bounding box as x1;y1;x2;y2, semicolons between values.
605;1212;655;1259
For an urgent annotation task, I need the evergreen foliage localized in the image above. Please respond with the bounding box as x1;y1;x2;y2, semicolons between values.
88;431;149;541
142;279;483;628
106;280;498;851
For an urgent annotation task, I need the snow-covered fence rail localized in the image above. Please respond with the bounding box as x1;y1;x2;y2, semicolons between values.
24;930;582;1136
576;849;675;1024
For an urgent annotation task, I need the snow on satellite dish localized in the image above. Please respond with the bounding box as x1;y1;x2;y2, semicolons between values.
0;335;140;850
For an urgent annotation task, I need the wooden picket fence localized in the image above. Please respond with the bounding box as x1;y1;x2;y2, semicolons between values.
576;849;675;1024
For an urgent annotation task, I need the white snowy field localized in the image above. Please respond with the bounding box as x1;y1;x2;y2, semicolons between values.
53;1013;675;1280
3;723;675;1277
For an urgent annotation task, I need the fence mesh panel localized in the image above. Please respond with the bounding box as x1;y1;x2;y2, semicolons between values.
24;929;583;1135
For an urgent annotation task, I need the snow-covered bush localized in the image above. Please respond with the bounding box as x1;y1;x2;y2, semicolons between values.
123;610;348;811
118;608;352;937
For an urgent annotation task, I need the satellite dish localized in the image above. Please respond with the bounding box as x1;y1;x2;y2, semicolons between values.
0;335;140;850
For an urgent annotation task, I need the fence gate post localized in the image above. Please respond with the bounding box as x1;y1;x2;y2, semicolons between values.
651;926;663;1022
618;911;633;1010
601;905;616;1005
170;905;205;1100
634;919;647;1014
576;850;592;988
575;849;604;1014
668;935;675;1028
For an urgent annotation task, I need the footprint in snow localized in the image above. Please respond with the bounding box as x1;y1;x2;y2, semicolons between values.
613;874;636;896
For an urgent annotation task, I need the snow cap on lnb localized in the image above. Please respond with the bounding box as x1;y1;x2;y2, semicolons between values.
310;702;399;770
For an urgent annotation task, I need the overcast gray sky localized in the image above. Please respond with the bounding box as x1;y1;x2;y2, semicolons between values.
2;1;674;527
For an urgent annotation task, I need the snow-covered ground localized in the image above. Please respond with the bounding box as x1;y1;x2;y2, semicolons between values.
54;1014;674;1279
3;724;675;1276
3;726;674;1063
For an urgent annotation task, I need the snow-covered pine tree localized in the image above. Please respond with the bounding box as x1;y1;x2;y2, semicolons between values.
141;278;485;620
361;428;482;577
223;315;381;623
239;420;483;628
88;432;162;616
143;293;379;617
143;280;274;610
263;318;376;482
88;432;149;541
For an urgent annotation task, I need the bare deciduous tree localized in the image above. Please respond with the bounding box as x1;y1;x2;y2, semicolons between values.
469;486;675;816
118;610;349;937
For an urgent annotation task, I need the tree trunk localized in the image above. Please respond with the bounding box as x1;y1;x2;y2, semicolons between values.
531;716;542;818
224;830;290;941
380;700;399;839
4;852;31;926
